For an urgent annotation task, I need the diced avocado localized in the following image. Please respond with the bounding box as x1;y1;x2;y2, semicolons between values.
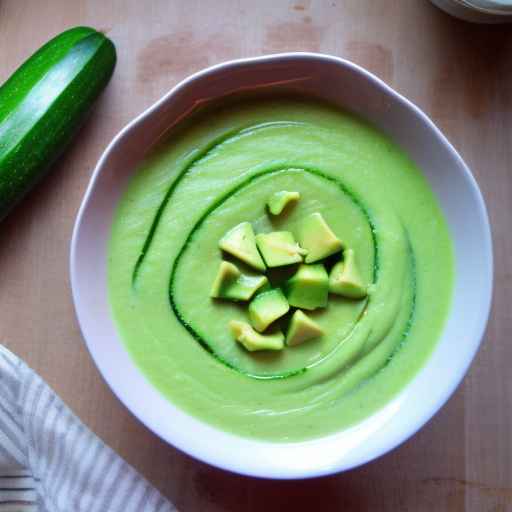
229;320;284;352
210;261;240;297
329;249;367;299
267;190;300;215
219;222;266;271
234;274;270;301
210;261;268;301
248;288;290;332
286;310;324;346
255;231;307;268
284;263;329;310
295;212;343;263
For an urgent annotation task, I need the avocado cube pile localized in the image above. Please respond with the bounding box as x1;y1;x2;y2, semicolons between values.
210;190;368;353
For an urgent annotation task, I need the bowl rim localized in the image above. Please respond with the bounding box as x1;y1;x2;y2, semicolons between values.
70;51;493;479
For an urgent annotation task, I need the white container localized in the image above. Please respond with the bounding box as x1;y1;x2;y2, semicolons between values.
70;53;493;479
431;0;512;22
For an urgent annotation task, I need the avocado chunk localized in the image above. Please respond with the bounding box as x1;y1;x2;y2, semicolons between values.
219;222;266;271
329;249;367;299
284;263;329;310
229;320;284;352
267;190;300;215
248;288;290;332
255;231;307;268
210;261;268;301
295;212;343;263
286;310;324;346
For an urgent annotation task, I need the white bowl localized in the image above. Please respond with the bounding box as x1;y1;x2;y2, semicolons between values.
70;53;493;479
430;0;512;22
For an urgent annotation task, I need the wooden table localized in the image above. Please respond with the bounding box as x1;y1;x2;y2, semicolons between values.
1;1;511;510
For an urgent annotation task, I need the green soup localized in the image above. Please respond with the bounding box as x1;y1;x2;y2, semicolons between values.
108;97;454;442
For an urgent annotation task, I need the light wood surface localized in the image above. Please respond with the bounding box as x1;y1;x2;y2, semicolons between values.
1;1;511;510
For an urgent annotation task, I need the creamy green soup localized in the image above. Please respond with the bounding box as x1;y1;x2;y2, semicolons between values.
108;97;454;441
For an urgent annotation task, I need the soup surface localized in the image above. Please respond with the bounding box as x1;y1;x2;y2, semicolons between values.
108;97;454;441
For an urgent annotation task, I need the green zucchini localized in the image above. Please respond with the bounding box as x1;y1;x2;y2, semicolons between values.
0;26;116;220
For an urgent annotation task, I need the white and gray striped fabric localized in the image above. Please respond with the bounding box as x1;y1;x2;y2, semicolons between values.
0;345;177;512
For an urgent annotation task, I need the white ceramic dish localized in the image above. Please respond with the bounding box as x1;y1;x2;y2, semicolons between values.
70;53;493;479
430;0;512;22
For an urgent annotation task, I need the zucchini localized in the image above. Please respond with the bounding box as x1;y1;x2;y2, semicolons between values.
0;26;116;220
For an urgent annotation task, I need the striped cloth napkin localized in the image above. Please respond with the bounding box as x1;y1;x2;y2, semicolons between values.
0;345;177;512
